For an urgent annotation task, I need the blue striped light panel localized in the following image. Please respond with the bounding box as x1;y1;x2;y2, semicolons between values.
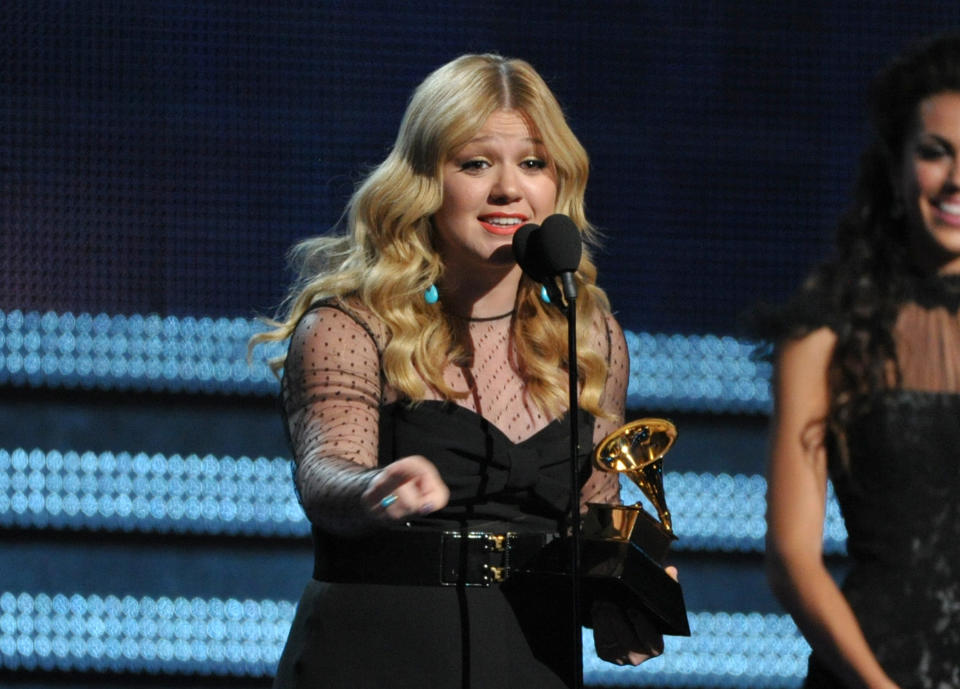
625;330;771;413
0;448;848;553
0;310;772;413
0;591;809;687
0;592;294;676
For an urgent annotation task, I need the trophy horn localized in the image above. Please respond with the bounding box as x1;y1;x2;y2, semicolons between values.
593;418;677;534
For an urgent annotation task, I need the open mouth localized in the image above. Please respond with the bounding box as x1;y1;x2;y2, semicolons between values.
478;214;528;235
933;200;960;226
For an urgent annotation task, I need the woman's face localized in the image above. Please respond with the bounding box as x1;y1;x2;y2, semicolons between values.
433;109;558;273
900;90;960;273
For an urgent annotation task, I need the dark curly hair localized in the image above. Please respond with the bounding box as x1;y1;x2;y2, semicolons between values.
773;32;960;469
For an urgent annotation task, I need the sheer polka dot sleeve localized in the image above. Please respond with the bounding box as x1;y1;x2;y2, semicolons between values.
281;305;384;533
581;312;629;507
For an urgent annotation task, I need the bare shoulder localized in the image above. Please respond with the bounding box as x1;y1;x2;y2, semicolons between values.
777;327;836;381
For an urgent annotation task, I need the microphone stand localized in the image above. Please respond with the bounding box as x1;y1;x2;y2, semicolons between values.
559;276;583;689
514;218;586;688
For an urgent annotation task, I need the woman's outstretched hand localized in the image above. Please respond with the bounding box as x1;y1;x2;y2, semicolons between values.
591;566;678;665
361;455;450;520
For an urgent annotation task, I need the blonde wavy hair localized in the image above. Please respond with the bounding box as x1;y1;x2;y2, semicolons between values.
252;53;615;420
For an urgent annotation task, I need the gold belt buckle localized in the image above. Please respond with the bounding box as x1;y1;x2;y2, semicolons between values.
484;532;508;552
485;564;507;583
482;532;512;583
440;531;514;586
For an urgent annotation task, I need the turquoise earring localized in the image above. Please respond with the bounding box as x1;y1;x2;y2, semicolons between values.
425;284;439;304
540;285;551;304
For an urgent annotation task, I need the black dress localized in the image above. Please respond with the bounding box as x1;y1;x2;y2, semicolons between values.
275;403;595;689
272;301;630;689
805;278;960;688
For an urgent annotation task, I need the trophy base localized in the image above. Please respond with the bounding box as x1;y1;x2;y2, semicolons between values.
580;503;690;636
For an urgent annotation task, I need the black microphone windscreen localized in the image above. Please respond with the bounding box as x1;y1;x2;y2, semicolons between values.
539;214;582;273
512;223;546;280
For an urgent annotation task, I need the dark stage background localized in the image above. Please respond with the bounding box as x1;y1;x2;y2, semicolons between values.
7;1;935;334
2;2;958;688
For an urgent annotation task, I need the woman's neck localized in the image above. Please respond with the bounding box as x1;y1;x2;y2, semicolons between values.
439;265;522;319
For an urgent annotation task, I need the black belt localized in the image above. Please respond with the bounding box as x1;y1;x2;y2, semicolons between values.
313;528;558;587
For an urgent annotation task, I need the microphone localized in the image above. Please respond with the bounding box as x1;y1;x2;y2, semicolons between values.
512;221;543;279
513;222;558;304
539;214;582;300
512;214;582;301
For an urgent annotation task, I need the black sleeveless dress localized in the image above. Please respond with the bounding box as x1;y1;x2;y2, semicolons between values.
804;392;960;688
272;401;596;689
805;278;960;688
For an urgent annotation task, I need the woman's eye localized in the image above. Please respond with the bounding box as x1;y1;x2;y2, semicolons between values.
460;159;490;171
521;158;547;170
916;141;950;160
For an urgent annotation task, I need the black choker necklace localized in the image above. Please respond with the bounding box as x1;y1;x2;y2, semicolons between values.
458;310;515;322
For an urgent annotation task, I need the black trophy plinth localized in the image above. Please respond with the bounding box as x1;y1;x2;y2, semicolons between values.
580;503;689;636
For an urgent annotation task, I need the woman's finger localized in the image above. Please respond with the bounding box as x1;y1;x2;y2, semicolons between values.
376;482;421;519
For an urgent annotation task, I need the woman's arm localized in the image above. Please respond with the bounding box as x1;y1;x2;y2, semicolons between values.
282;306;448;534
581;312;629;507
766;328;898;689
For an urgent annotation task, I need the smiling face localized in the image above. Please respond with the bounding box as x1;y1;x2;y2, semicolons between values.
432;109;558;274
900;90;960;274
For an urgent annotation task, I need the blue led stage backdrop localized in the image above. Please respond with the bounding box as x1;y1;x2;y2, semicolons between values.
3;2;959;335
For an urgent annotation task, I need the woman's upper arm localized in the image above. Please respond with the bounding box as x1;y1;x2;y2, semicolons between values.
583;313;629;505
766;327;836;564
282;306;383;471
593;313;629;444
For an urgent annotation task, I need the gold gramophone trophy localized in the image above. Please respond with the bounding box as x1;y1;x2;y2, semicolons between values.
581;418;690;636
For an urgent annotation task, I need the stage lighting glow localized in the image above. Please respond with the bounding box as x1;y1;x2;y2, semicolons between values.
0;591;811;686
1;309;770;412
0;447;847;554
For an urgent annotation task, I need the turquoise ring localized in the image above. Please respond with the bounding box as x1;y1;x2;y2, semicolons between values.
379;495;398;509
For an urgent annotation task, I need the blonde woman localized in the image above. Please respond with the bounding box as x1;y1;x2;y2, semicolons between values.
255;54;664;688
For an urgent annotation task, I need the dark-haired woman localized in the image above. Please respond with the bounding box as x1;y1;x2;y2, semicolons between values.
765;34;960;689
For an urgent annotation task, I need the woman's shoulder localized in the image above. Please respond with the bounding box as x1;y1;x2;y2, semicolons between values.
297;296;389;352
780;326;837;360
582;307;624;362
776;327;837;395
600;309;623;331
